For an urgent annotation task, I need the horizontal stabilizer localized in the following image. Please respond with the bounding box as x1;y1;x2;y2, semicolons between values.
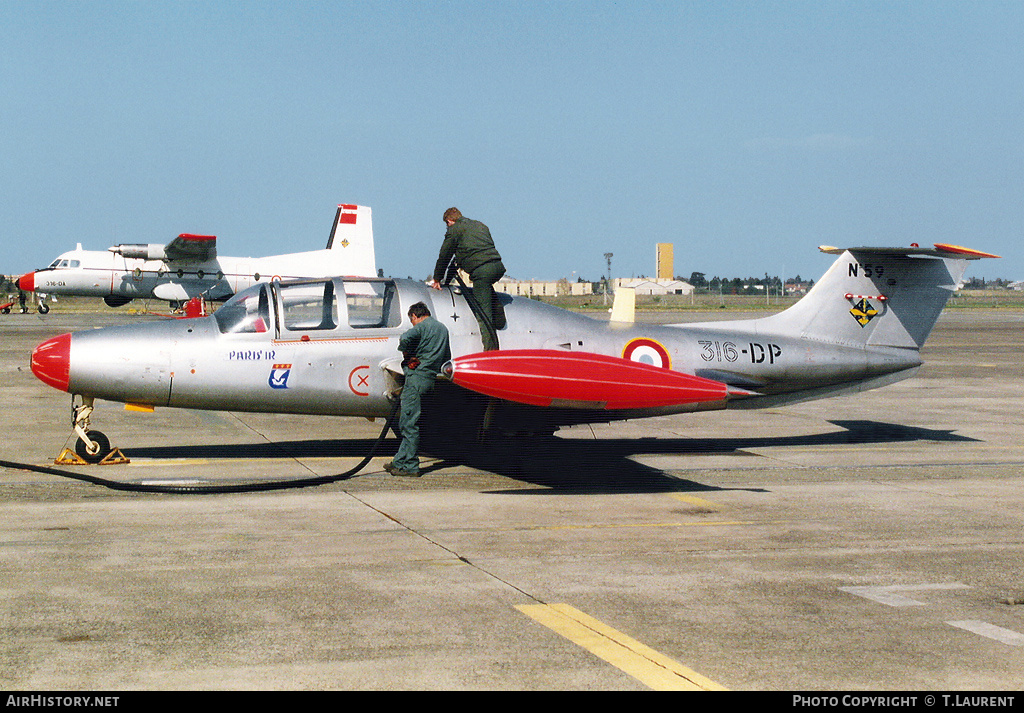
818;243;1000;259
933;243;1001;259
443;349;733;410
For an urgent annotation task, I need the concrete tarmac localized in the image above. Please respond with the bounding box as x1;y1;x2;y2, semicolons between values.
2;309;1023;690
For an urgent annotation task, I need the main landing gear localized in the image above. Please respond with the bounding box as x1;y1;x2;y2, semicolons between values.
54;396;129;465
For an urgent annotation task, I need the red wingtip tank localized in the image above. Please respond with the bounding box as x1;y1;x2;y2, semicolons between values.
444;349;733;410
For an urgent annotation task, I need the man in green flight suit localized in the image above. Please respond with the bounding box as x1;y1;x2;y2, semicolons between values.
384;302;451;477
429;207;506;351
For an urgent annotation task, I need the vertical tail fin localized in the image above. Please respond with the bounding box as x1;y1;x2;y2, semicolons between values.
609;286;635;323
326;204;377;277
765;245;999;349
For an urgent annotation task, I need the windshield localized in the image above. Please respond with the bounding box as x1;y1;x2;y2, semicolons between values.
214;285;270;334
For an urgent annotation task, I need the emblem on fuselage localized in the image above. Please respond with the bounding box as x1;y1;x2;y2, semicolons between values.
269;363;292;389
850;298;879;327
622;337;672;369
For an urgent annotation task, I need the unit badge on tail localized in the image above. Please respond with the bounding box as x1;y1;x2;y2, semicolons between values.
849;298;880;327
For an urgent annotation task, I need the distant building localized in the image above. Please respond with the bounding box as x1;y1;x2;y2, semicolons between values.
492;273;698;298
656;243;674;280
494;277;593;297
613;277;693;296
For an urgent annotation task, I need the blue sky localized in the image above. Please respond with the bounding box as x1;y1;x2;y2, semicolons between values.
2;1;1020;283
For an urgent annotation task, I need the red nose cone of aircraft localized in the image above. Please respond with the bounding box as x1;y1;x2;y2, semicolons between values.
31;333;71;392
17;272;35;292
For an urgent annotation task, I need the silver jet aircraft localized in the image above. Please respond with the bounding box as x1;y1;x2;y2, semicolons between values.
17;204;376;310
29;243;997;464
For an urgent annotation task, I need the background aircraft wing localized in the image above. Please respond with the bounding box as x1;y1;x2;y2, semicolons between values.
164;233;217;261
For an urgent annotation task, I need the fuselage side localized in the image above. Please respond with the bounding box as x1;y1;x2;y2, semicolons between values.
61;278;924;423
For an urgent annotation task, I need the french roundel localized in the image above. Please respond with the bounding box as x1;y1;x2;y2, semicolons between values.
622;338;672;370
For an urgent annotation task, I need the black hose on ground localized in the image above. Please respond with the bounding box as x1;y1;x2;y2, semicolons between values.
0;401;400;495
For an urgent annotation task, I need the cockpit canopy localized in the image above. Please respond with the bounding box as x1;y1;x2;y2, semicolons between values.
48;258;81;269
214;278;401;335
214;284;271;334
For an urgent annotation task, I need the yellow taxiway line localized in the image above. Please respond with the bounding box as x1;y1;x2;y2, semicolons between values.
516;602;726;691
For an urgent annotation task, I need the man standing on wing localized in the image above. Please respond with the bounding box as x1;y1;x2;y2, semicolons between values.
429;207;506;351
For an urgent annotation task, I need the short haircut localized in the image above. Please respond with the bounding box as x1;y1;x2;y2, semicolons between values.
443;207;462;222
408;302;431;319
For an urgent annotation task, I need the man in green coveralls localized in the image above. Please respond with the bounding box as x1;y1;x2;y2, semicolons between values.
384;302;451;477
429;207;506;351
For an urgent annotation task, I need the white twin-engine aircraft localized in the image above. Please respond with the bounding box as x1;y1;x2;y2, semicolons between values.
17;205;376;309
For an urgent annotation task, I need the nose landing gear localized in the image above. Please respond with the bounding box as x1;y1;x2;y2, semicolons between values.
54;396;129;465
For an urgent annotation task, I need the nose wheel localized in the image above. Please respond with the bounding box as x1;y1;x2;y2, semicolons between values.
55;396;129;465
74;429;111;464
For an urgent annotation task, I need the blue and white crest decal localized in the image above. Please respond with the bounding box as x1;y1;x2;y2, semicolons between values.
269;363;292;389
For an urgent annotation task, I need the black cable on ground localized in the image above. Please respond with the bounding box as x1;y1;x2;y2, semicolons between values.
0;402;399;495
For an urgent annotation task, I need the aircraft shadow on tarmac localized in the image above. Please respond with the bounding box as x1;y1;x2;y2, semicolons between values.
122;419;977;495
